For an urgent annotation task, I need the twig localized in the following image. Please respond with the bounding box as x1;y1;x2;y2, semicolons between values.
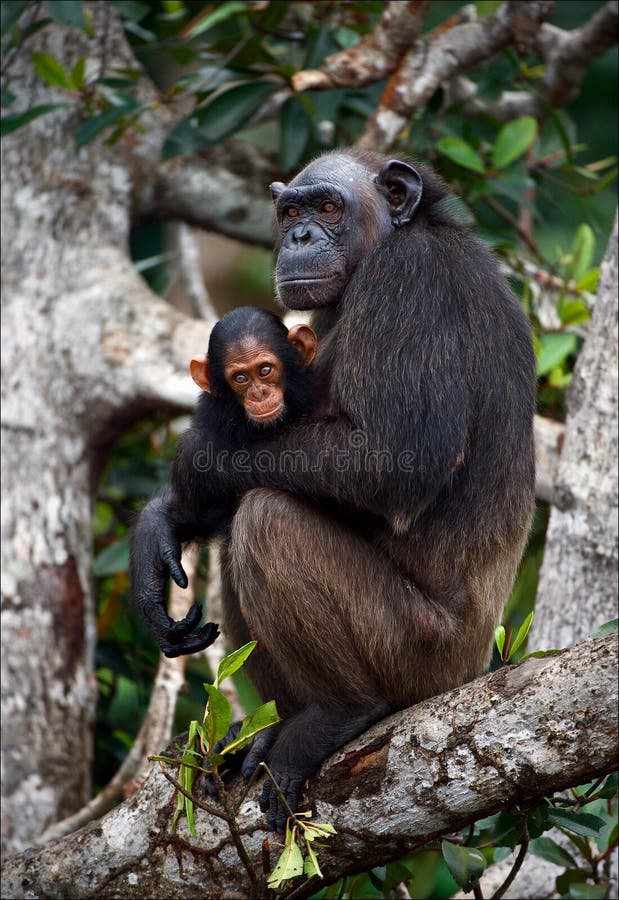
484;196;542;259
212;768;261;889
491;828;530;900
159;762;264;888
157;763;229;820
473;883;485;900
261;836;272;877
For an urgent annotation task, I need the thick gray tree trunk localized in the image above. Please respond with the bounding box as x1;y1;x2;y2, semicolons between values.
0;7;269;855
530;214;619;651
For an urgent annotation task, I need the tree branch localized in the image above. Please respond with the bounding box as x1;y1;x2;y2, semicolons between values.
443;2;619;123
358;1;556;151
292;1;429;91
535;1;619;108
2;637;616;899
134;144;276;248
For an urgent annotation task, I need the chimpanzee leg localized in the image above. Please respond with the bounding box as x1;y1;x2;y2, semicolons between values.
227;488;465;828
219;541;304;720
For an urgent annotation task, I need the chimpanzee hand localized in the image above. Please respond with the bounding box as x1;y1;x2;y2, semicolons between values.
159;616;220;658
130;491;220;657
260;762;307;833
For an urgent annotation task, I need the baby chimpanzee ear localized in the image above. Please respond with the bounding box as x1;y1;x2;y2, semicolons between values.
288;324;318;366
190;355;211;392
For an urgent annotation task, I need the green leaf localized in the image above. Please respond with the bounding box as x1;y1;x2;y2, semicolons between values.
476;0;502;14
193;80;278;146
530;836;578;868
556;869;595;897
215;641;256;687
108;1;150;21
570;224;595;280
484;809;525;848
575;268;599;292
492;116;538;170
202;684;232;751
183;1;248;38
303;821;337;841
525;801;551;839
590;772;618;799
280;96;312;174
568;884;607;900
304;839;323;879
43;1;85;29
590;618;619;639
441;841;487;891
70;57;86;90
548;366;572;389
268;827;304;888
74;100;140;149
0;102;66;136
93;537;130;576
1;1;28;36
162;118;204;159
494;625;506;657
221;700;280;756
508;611;534;659
436;137;485;174
489;173;537;208
171;720;201;837
547;807;607;837
31;52;73;89
522;648;562;660
558;298;590;326
536;332;578;377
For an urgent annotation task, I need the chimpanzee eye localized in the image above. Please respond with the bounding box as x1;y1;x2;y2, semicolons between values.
285;207;299;218
233;373;248;384
321;201;336;214
259;365;272;377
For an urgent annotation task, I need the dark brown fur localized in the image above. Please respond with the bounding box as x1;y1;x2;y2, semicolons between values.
130;150;536;830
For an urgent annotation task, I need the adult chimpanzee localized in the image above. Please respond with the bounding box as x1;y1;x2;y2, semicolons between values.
130;306;317;657
131;149;536;831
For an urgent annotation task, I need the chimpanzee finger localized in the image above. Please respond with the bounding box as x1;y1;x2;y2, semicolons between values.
167;602;202;638
241;728;277;780
160;622;219;658
281;775;304;831
260;774;282;830
164;553;188;589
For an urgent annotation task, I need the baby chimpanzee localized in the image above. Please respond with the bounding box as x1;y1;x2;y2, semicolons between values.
130;306;317;656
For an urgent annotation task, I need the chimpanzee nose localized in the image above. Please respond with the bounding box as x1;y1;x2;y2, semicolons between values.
291;223;312;246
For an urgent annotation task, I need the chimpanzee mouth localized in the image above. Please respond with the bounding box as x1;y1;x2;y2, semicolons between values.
276;275;341;309
278;277;333;285
248;402;285;424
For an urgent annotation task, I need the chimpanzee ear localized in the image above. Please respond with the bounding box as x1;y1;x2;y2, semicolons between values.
269;181;286;204
288;324;318;366
375;160;423;228
190;355;211;392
